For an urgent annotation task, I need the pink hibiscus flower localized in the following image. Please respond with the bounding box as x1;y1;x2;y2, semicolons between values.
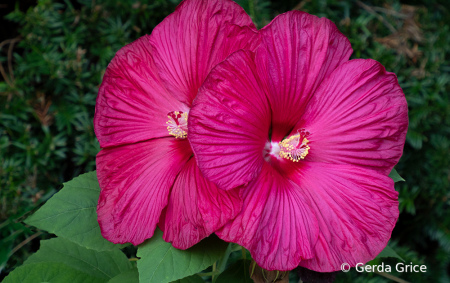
189;11;408;271
93;0;260;248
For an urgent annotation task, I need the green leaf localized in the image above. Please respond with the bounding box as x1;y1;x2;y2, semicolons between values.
137;228;228;283
2;262;107;283
215;259;252;283
0;246;10;273
171;275;205;283
24;171;126;251
24;237;132;280
108;268;139;283
376;245;405;262
389;168;405;182
0;81;8;91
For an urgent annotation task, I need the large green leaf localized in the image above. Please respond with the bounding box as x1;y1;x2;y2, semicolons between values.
215;259;252;283
137;228;228;283
24;237;132;280
2;262;107;283
24;171;125;251
389;168;405;182
108;268;139;283
376;245;405;262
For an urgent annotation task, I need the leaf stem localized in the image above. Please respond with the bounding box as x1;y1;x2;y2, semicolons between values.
212;261;217;282
374;271;410;283
198;271;221;277
7;231;42;257
217;243;233;273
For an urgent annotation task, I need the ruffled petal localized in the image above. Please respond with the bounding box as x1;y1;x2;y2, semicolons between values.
189;50;271;190
150;0;260;106
163;158;242;249
96;138;192;245
94;35;188;148
285;162;399;272
296;59;408;174
256;11;352;141
216;163;319;271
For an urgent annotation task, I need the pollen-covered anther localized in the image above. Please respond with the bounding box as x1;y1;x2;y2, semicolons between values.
166;111;188;139
279;129;310;162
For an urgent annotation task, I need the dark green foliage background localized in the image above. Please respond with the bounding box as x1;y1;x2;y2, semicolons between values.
0;0;449;282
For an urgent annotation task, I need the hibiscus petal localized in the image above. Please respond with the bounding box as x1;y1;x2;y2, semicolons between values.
149;0;260;106
216;163;319;271
163;158;242;249
94;35;188;148
256;11;352;141
296;59;408;174
286;162;399;272
189;50;271;190
96;138;192;245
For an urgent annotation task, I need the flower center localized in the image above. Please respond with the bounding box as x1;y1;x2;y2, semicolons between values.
278;129;310;162
166;111;188;139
